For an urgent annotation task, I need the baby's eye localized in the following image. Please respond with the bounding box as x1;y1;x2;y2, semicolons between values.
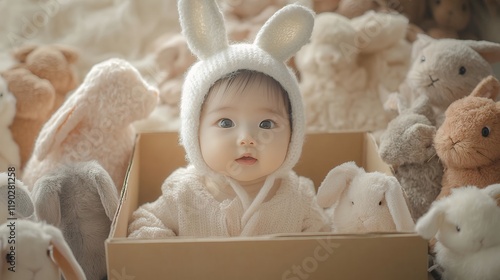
218;118;234;128
259;119;275;129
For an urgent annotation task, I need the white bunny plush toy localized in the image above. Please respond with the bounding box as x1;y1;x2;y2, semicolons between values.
317;161;415;233
22;58;159;191
31;161;119;280
0;220;86;280
416;184;500;280
0;77;20;172
392;33;500;126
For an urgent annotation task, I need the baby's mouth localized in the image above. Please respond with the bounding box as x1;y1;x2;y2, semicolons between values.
236;156;257;165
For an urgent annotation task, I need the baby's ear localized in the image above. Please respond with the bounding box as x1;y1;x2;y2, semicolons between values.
470;75;500;100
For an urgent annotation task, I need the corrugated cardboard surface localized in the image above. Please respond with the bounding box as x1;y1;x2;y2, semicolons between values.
106;132;428;280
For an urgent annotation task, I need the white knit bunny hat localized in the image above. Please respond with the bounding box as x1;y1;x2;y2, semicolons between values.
178;0;314;178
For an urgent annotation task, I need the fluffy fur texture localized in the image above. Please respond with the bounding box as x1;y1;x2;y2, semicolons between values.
31;161;119;280
0;220;86;280
0;173;34;223
397;34;500;126
379;95;443;220
22;58;159;191
1;68;55;169
434;75;500;200
416;184;500;280
0;77;20;171
12;44;79;115
179;0;312;178
295;11;410;132
317;161;415;233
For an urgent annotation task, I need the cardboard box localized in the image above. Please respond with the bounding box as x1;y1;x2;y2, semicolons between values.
106;132;428;280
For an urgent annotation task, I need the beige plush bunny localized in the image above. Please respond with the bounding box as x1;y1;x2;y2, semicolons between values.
434;75;500;200
22;58;159;191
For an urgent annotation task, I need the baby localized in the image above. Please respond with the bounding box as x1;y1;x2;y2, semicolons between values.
128;0;329;238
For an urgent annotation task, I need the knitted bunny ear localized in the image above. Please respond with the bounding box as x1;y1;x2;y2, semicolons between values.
254;4;314;62
178;0;228;60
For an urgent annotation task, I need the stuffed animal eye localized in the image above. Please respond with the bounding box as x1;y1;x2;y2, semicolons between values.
459;66;467;75
378;201;382;206
456;225;461;232
482;127;490;137
420;56;426;63
351;201;354;205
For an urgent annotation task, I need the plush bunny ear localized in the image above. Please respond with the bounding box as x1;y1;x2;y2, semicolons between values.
45;224;86;280
384;176;415;232
482;184;500;206
254;4;314;62
465;39;500;64
415;201;445;239
470;75;500;100
34;93;86;160
177;0;228;60
31;176;62;227
411;33;434;62
91;161;120;220
317;161;363;208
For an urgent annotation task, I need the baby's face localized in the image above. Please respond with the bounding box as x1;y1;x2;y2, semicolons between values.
199;80;291;184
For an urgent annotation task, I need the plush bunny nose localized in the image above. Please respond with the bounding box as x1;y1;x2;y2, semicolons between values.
427;75;440;87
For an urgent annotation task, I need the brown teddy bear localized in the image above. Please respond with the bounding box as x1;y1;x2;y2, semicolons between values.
12;44;79;115
1;68;56;170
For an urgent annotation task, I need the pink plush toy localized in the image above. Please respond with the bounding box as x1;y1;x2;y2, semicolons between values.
22;58;159;192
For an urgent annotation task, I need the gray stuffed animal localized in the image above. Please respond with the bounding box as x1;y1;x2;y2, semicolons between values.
0;173;35;223
31;160;119;280
378;95;443;221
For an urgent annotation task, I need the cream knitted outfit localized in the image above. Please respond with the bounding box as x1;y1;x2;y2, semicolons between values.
128;0;330;238
128;166;329;238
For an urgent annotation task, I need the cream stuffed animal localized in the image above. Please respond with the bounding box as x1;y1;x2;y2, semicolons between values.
0;220;86;280
416;184;500;280
390;34;500;127
0;77;20;172
22;58;159;191
295;11;410;132
317;161;415;233
0;173;34;223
